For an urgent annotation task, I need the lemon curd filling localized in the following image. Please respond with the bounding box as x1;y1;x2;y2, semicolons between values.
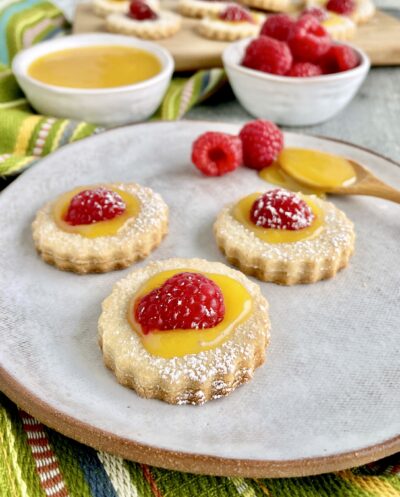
28;46;161;89
233;193;325;244
323;13;348;27
128;269;252;359
52;186;140;238
278;148;357;190
259;162;325;197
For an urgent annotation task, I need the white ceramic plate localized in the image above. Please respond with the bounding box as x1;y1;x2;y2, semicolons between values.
0;121;399;478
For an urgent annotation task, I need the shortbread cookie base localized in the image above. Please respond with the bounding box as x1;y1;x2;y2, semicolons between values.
351;0;375;24
106;11;181;39
324;15;356;40
178;0;229;18
197;15;265;41
240;0;300;13
214;196;355;285
32;183;169;274
98;258;270;405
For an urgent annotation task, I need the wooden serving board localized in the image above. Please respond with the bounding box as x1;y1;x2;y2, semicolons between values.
73;3;400;71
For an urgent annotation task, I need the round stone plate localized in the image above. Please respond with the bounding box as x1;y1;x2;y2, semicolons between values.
0;121;399;478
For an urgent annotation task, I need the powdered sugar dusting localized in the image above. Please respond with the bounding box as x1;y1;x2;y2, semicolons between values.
99;258;270;405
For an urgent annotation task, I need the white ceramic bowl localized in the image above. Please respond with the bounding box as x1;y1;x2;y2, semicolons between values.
222;38;370;127
12;33;174;127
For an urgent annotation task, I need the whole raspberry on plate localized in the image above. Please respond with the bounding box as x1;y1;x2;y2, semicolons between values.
300;6;328;22
250;189;314;230
65;188;126;225
219;5;253;22
191;132;242;177
135;272;225;333
321;44;359;73
260;14;294;42
128;0;158;20
288;15;331;63
239;119;284;170
289;61;323;77
242;36;293;76
326;0;355;15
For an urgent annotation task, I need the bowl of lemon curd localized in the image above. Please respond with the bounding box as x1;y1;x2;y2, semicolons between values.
12;33;174;127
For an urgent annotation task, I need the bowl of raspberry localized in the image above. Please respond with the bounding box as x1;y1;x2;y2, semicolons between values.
222;13;370;126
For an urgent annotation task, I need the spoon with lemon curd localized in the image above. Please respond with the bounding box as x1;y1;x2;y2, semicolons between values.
277;148;400;204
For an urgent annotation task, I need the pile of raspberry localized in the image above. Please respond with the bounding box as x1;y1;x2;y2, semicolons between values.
242;10;360;78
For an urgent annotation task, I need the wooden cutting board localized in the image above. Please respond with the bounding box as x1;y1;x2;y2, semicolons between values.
73;3;400;71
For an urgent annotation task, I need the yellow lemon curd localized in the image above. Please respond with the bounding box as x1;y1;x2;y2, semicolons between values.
28;46;161;89
259;149;355;194
278;148;356;190
259;161;325;196
52;186;140;238
233;193;324;244
128;269;252;359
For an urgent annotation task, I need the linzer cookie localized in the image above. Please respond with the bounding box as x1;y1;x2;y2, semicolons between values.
32;183;168;273
98;258;270;405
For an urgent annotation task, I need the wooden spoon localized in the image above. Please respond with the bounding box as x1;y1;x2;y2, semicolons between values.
320;161;400;204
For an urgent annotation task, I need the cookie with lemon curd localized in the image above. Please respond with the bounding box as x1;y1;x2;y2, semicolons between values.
214;189;355;285
302;7;356;40
197;5;265;41
106;0;182;39
32;183;168;274
92;0;159;18
98;258;270;405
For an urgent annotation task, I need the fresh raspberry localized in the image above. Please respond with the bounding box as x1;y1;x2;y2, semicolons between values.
321;44;359;73
326;0;355;15
135;272;225;334
288;15;331;63
289;61;323;77
260;14;294;41
65;188;126;226
191;132;242;177
219;5;253;22
300;6;328;22
239;119;284;170
242;36;293;76
250;189;314;230
128;0;158;20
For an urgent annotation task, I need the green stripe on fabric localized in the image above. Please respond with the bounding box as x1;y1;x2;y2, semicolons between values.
260;473;377;497
47;430;92;497
6;1;67;62
0;154;37;175
0;65;23;103
150;466;244;497
70;122;99;142
0;395;46;497
0;109;32;153
125;462;155;497
26;115;46;155
42;118;64;155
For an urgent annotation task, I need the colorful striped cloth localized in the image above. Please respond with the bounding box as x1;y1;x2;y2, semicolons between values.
1;393;400;497
0;0;225;177
0;2;399;496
